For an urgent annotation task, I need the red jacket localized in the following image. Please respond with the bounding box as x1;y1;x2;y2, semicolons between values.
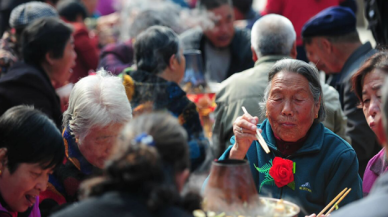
68;22;99;83
261;0;344;46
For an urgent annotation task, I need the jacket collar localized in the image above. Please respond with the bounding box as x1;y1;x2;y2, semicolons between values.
254;55;291;67
260;119;324;156
340;42;373;80
63;125;100;175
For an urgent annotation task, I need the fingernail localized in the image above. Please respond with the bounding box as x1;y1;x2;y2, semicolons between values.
251;125;256;131
250;119;256;124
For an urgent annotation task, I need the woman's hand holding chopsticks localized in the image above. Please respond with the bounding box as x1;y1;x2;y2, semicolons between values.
229;112;259;159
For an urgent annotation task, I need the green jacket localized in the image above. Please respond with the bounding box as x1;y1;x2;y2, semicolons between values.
219;119;362;217
212;55;348;158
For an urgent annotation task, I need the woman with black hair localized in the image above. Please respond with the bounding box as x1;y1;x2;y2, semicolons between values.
0;17;76;129
51;113;200;217
0;105;65;217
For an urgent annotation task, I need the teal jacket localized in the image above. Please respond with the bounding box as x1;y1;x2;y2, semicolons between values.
218;119;362;216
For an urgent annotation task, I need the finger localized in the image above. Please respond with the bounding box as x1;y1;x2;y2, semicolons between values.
242;114;258;125
235;118;257;132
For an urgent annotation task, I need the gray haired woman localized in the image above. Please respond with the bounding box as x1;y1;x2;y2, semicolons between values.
39;70;132;216
217;59;362;216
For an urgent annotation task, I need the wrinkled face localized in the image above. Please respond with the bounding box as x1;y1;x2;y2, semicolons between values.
266;71;320;142
78;123;124;168
304;38;337;74
50;37;76;88
362;69;384;136
0;163;52;212
204;4;235;48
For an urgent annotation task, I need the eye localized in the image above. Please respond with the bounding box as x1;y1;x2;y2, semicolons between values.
363;98;370;105
31;171;41;177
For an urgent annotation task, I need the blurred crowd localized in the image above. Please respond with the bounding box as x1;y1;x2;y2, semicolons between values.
0;0;387;217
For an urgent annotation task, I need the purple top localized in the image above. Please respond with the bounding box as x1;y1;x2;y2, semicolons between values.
363;148;388;196
96;0;116;16
0;196;40;217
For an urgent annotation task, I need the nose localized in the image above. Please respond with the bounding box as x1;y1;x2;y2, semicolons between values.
282;99;294;116
369;97;381;117
36;175;49;192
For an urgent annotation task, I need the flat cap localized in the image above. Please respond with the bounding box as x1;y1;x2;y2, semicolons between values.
302;6;356;38
9;2;58;28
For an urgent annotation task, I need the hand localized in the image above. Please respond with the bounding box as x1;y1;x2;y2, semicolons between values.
229;114;259;159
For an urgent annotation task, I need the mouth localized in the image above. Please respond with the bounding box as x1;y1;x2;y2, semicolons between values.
280;122;296;127
25;194;37;207
369;122;376;129
217;36;230;43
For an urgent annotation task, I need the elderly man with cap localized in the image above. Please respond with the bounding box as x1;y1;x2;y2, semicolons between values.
0;1;58;75
302;6;379;177
212;14;349;158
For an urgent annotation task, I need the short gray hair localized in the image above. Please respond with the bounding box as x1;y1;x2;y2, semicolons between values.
63;69;132;142
251;14;296;58
259;59;326;123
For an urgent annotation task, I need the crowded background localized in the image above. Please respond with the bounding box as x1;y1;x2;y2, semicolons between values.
0;0;387;216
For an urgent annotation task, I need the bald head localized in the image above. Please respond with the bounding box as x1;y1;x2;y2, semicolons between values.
251;14;296;58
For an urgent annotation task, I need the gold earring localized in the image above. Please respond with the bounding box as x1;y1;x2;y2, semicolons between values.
316;114;318;118
0;170;2;175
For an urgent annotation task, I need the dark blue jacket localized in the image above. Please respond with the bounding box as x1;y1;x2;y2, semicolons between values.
219;119;362;216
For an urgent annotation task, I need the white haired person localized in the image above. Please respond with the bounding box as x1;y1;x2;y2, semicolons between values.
39;70;132;216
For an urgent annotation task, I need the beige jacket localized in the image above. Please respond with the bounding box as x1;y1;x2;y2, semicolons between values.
211;55;348;157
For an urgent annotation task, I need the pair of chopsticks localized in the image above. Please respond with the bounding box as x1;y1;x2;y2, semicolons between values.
317;188;352;216
241;106;270;154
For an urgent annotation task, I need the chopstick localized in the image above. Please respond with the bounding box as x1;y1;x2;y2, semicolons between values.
241;106;270;154
325;188;351;216
316;188;351;217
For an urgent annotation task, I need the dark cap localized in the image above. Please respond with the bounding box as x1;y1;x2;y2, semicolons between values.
9;2;58;28
302;6;356;38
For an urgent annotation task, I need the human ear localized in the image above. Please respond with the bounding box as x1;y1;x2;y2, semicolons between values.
320;38;332;54
169;54;177;71
45;52;55;65
251;47;258;62
290;42;297;59
0;148;8;173
314;96;321;117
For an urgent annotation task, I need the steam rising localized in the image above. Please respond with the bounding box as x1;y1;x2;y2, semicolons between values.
116;0;215;42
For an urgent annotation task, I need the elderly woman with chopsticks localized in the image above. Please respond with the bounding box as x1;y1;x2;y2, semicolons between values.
218;59;362;217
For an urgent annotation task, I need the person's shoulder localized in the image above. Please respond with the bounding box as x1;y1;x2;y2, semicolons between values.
0;62;44;84
322;126;354;152
234;27;251;40
50;197;103;217
216;67;257;102
321;83;339;101
158;205;194;217
51;192;138;217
